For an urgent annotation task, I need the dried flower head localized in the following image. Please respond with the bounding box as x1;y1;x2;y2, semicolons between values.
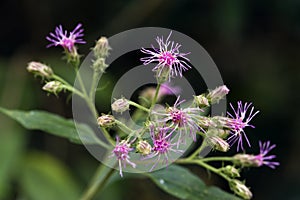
141;31;191;81
46;23;85;53
226;101;260;151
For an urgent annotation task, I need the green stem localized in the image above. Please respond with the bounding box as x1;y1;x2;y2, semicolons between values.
89;69;99;99
176;159;231;182
80;164;115;200
188;140;207;160
128;100;150;113
62;85;85;99
200;157;235;163
115;119;134;134
150;83;161;109
52;74;72;87
100;127;115;146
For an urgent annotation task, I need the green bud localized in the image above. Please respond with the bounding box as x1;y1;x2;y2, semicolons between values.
93;37;111;58
136;140;152;155
42;81;63;95
229;179;252;200
194;94;209;107
27;61;53;79
207;85;229;104
220;165;240;178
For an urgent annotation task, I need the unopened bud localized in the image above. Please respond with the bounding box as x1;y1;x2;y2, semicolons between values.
207;85;229;104
194;94;209;107
93;37;111;58
97;115;115;127
136;140;152;155
112;98;129;113
220;165;240;178
42;81;63;95
233;154;261;167
206;135;230;152
229;179;252;200
92;58;108;72
27;61;53;79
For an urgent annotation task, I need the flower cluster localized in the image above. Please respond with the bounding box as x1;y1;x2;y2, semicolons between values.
27;24;280;199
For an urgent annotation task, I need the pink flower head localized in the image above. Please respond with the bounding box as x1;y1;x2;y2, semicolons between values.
154;96;203;147
46;23;86;53
145;126;182;171
111;137;136;177
141;31;191;81
255;141;280;169
226;101;260;151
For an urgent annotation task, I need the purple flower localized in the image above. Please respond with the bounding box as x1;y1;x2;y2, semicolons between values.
144;126;182;171
255;141;280;169
141;31;191;81
226;101;259;151
46;23;86;53
111;137;136;177
154;96;203;147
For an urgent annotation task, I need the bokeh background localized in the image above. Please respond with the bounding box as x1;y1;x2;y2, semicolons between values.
0;0;299;199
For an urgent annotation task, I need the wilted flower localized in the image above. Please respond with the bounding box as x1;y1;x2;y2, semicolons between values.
46;23;85;53
27;61;53;79
234;141;279;169
97;114;115;128
154;96;203;147
141;31;191;82
144;126;182;171
226;101;260;151
111;98;129;113
111;138;136;177
42;81;63;95
207;85;229;104
229;179;252;200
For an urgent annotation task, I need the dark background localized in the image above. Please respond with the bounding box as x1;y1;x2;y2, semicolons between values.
0;0;299;199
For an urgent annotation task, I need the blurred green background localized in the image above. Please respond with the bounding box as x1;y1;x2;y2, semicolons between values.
0;0;299;199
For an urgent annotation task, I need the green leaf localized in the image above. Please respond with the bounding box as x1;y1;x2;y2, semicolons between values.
0;107;102;146
147;164;241;200
20;151;80;200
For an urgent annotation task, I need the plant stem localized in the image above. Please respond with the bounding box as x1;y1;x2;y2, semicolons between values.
80;164;116;200
115;119;134;134
150;83;161;109
128;100;150;113
187;140;207;160
89;69;99;99
101;127;115;146
175;159;231;182
200;156;235;163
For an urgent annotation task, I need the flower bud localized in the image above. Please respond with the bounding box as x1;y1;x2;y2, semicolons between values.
136;140;152;155
233;154;260;167
194;94;209;107
220;165;240;178
156;66;170;84
27;61;53;79
93;37;111;58
111;98;129;113
92;58;109;72
42;81;63;95
207;85;229;104
229;180;252;200
97;115;115;127
206;135;230;152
